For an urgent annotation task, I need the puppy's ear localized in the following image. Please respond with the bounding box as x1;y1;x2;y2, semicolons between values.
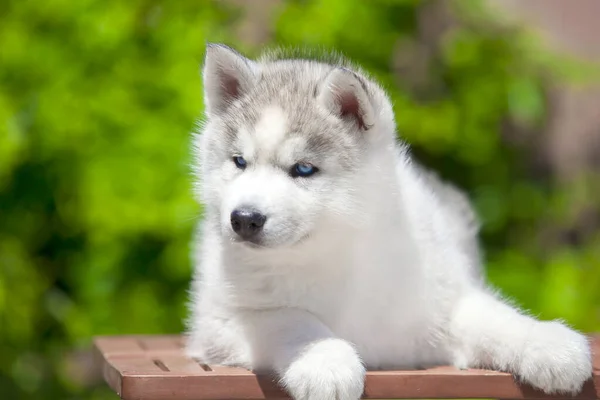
318;68;374;131
202;43;256;115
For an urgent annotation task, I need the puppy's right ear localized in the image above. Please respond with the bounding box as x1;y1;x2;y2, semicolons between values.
202;43;256;116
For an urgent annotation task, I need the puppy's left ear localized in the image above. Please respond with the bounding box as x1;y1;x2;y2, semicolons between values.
318;68;375;131
202;43;256;116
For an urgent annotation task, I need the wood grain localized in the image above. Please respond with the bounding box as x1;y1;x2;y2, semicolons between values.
94;334;600;400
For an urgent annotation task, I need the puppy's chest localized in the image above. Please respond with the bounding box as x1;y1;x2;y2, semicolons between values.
229;264;416;328
232;268;347;313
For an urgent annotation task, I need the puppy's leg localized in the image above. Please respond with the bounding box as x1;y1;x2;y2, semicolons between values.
241;308;365;400
449;289;592;394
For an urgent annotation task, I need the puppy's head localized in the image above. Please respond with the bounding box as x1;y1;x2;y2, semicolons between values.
195;44;395;249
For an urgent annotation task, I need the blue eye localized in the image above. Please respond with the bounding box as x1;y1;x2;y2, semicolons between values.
233;156;247;169
291;162;318;178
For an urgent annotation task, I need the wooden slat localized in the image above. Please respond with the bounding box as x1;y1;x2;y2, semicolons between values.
121;374;286;400
94;334;600;400
95;336;145;356
109;356;171;375
208;365;255;375
159;355;207;374
365;370;599;399
138;336;182;354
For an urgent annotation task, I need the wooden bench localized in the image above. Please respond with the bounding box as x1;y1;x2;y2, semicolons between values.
95;335;599;400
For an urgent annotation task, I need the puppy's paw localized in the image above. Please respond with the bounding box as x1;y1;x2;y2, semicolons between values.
281;338;365;400
518;321;592;394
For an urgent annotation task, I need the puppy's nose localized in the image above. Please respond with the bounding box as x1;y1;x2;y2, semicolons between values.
230;208;267;240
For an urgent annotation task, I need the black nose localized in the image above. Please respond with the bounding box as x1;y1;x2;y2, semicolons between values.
230;208;267;240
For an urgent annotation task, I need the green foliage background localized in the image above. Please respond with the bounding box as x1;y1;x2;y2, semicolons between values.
0;0;598;399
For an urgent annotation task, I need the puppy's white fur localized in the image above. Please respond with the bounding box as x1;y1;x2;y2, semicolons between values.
186;44;592;400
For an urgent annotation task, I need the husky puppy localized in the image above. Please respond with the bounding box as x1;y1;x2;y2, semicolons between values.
186;44;592;400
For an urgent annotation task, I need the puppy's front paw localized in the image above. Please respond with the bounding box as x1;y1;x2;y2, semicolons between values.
281;338;365;400
518;321;592;394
